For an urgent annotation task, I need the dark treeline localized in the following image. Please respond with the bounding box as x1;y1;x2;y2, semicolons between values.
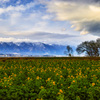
65;38;100;57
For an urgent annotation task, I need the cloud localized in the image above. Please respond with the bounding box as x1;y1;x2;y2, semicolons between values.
0;37;31;42
0;0;71;36
0;31;77;39
53;0;100;4
42;15;53;20
0;0;10;3
0;33;98;46
16;0;21;4
0;2;35;14
0;30;81;46
62;28;66;31
0;1;45;30
41;0;100;36
0;0;99;47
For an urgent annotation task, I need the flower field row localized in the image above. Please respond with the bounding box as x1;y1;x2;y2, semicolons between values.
0;57;100;100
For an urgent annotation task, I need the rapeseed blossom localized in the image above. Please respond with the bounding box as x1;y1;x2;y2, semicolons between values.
59;89;63;93
73;80;75;83
28;77;30;80
40;86;44;89
68;86;70;88
92;83;95;86
53;81;55;85
47;78;51;81
36;76;39;80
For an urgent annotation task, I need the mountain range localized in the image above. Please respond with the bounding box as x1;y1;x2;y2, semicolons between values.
0;42;76;56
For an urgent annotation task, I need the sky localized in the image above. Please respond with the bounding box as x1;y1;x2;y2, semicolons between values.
0;0;100;47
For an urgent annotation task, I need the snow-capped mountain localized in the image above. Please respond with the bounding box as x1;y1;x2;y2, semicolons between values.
0;42;75;56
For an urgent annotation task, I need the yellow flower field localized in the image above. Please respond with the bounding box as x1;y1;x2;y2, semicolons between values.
0;57;100;100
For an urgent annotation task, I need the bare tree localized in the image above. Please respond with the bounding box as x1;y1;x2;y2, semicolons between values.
96;38;100;55
64;45;73;57
76;40;99;57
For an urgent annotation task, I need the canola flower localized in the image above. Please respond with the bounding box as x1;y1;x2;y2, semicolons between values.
48;78;51;81
61;84;63;86
36;98;43;100
27;77;30;80
73;80;75;83
53;81;55;85
40;86;44;89
92;83;95;86
68;86;70;89
56;73;59;76
97;80;99;82
46;78;51;83
36;76;39;80
1;58;100;99
58;89;63;95
60;75;63;78
59;89;63;93
84;86;86;88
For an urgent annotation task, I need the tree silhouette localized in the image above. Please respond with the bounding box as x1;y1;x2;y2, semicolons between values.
64;45;73;57
76;40;99;57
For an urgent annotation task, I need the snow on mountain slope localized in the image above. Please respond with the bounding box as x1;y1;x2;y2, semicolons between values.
0;42;75;55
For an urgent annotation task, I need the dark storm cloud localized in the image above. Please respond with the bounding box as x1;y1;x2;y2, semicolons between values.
83;21;100;36
58;0;100;3
43;0;100;36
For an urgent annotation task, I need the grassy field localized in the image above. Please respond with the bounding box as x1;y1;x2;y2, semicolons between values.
0;57;100;100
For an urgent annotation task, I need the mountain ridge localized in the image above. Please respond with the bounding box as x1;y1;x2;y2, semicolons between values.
0;41;75;56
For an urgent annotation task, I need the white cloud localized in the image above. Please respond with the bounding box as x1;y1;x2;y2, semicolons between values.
0;30;98;46
41;0;100;36
0;0;10;3
62;28;66;31
89;5;100;12
9;12;22;25
16;0;21;4
80;31;89;35
0;0;99;47
0;1;43;31
42;15;53;20
0;1;72;38
0;2;35;15
0;8;5;14
0;37;32;42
